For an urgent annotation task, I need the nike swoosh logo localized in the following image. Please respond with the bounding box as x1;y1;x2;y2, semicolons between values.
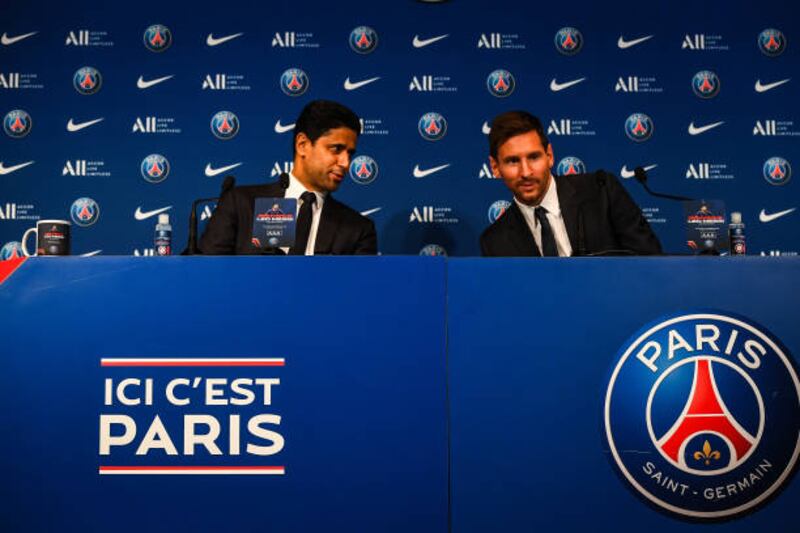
80;250;102;257
344;76;381;91
413;163;451;178
274;120;295;134
206;32;244;47
759;208;796;223
67;117;104;132
0;161;35;175
205;162;242;177
617;35;654;49
482;122;491;135
620;164;657;179
1;31;38;46
135;206;172;221
688;121;725;135
412;34;449;48
550;77;586;92
360;207;382;217
755;78;790;93
137;75;174;89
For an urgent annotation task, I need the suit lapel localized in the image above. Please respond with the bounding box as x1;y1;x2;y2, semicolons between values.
506;202;540;256
555;176;580;252
314;196;341;254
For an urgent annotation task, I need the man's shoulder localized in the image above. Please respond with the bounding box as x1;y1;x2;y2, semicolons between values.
480;203;515;240
327;196;374;227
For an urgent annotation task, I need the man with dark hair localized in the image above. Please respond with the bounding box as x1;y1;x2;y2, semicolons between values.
480;110;661;257
200;100;377;255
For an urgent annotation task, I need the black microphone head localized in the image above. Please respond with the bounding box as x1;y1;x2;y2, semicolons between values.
221;175;235;193
279;172;290;190
633;166;648;184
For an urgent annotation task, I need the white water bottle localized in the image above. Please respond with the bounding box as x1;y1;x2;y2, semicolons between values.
154;213;172;256
728;212;746;256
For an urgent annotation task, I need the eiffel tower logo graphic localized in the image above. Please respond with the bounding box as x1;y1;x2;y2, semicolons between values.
656;358;756;471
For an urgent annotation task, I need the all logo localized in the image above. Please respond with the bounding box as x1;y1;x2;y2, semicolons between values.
554;27;583;55
625;113;654;142
604;312;800;519
140;154;170;184
143;24;172;52
270;161;294;178
487;200;511;223
557;157;586;176
73;66;102;95
763;157;791;186
349;155;378;185
486;69;515;97
3;109;32;138
418;112;447;141
70;197;100;226
0;241;24;260
692;70;721;99
210;111;239;140
758;29;786;57
280;68;309;96
349;26;378;54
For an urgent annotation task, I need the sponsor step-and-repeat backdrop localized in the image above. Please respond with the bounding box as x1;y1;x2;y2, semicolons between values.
0;0;798;257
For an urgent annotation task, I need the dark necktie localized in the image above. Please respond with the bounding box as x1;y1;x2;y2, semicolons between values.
290;191;317;255
534;206;559;257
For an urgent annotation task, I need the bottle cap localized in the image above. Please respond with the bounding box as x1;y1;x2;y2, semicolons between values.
158;213;170;225
730;212;742;224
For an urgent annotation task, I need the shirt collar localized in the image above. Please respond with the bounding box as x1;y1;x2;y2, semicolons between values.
287;172;326;207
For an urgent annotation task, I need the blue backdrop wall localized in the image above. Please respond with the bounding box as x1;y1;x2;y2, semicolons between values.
1;0;798;257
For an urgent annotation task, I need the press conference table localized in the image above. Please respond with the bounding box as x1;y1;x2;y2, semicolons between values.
1;256;797;532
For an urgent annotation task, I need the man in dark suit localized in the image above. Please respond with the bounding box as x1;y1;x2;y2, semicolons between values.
480;111;662;257
199;100;377;255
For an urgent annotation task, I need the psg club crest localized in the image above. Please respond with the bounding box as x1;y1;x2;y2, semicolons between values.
554;27;583;55
604;312;800;519
486;69;515;97
140;154;170;184
210;111;240;140
487;200;511;223
763;157;791;186
692;70;721;99
625;113;654;142
349;26;378;54
280;68;309;96
349;155;378;185
0;241;24;260
3;109;32;138
758;29;786;57
418;112;447;141
143;24;172;52
557;156;586;176
70;197;100;227
73;67;102;95
419;244;447;257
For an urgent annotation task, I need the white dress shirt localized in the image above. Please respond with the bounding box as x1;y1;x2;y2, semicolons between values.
282;173;327;255
513;175;573;257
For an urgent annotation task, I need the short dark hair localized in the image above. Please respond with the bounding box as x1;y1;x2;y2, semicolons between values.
293;100;360;154
488;111;549;159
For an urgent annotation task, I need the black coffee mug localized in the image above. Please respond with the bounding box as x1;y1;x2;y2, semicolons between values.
22;219;71;256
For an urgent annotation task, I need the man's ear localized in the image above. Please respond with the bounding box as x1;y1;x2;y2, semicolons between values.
489;156;500;178
295;132;310;158
546;143;554;169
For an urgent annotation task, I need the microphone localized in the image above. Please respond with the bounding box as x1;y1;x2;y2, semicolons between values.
279;172;290;190
184;175;236;255
634;166;694;202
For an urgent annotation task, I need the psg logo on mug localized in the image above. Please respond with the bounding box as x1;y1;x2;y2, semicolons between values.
604;312;800;519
